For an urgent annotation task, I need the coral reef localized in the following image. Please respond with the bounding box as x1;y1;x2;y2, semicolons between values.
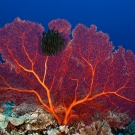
128;121;135;134
0;103;57;134
0;17;135;126
105;110;131;128
83;120;113;135
0;103;114;135
117;121;135;135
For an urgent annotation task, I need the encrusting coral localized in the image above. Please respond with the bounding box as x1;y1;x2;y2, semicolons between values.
0;103;57;134
0;102;115;135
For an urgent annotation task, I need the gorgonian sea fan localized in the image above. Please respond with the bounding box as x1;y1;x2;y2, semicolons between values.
0;18;135;125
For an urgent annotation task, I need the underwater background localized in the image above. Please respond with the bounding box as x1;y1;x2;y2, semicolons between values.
0;0;135;56
0;0;135;135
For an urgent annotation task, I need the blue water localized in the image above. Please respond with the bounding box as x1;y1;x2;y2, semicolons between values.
0;0;135;57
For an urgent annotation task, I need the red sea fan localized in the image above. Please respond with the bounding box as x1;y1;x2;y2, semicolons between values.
0;18;135;126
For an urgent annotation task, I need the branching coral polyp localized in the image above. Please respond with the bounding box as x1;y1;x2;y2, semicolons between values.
0;18;135;125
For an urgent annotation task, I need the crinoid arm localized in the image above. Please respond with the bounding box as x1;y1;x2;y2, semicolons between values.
41;28;65;56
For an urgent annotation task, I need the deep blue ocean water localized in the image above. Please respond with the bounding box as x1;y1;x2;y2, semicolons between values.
0;0;135;57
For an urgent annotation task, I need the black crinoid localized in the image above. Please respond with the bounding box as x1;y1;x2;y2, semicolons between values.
41;27;65;56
